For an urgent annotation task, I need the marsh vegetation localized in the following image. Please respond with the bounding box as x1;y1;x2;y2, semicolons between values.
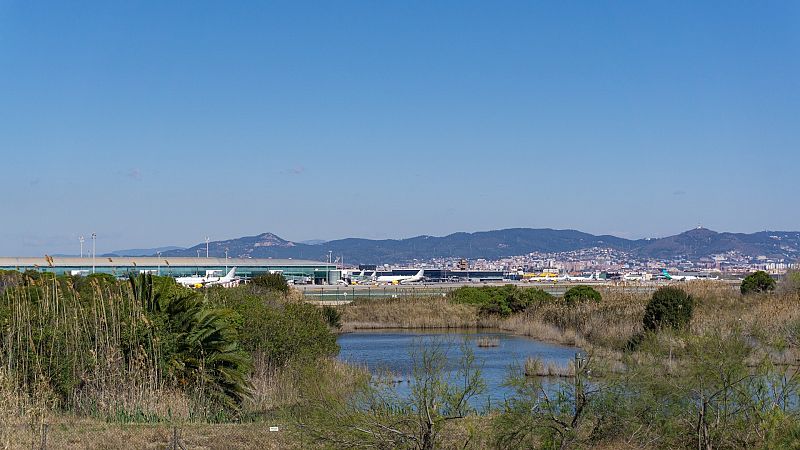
2;271;800;448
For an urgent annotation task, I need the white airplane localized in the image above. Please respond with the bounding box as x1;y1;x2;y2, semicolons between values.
374;269;425;285
623;272;648;282
563;272;600;282
661;269;699;281
661;269;718;281
176;267;238;288
536;274;570;283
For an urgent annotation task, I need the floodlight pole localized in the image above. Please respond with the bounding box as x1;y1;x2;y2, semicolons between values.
328;250;332;285
79;236;84;258
157;252;161;276
205;236;210;258
91;233;96;274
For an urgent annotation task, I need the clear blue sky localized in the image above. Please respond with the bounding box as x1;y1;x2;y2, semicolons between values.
1;1;798;255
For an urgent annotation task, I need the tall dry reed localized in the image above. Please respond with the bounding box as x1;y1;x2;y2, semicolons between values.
0;276;193;422
340;296;493;331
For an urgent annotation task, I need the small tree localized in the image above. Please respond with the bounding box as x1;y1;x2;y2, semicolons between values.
740;271;776;295
251;272;289;294
494;354;623;449
643;287;694;332
781;269;800;295
295;340;485;450
563;286;602;306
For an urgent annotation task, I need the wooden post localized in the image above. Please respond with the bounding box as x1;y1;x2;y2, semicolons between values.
40;424;48;450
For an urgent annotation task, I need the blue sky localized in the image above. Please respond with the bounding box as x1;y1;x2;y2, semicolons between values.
1;1;798;255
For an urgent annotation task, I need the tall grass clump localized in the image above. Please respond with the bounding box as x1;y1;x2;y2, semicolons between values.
0;273;251;422
523;357;575;377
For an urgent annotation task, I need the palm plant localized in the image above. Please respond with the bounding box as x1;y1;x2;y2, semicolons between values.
130;274;251;411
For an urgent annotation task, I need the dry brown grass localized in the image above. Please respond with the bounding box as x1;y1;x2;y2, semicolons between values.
244;353;300;415
0;357;365;449
499;315;585;347
340;296;495;331
0;419;294;449
692;289;800;338
499;287;648;350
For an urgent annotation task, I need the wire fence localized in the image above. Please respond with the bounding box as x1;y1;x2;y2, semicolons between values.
299;282;671;302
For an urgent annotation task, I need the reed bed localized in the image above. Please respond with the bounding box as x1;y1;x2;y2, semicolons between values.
340;296;497;331
523;357;576;378
340;281;800;367
499;291;646;350
0;276;176;420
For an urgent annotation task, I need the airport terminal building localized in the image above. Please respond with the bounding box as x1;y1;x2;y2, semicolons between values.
0;256;339;284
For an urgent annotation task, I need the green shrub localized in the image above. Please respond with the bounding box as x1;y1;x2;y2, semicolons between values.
321;306;342;329
563;285;602;305
480;298;513;316
219;293;338;365
449;285;552;317
740;271;776;295
0;270;23;295
643;286;695;332
251;272;290;294
258;302;339;365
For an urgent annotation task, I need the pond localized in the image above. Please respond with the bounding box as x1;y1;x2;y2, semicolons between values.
337;328;581;408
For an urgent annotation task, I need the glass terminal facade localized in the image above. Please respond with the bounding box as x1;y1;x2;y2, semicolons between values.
0;257;339;284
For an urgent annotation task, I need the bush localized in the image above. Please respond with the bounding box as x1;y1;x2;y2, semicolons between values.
563;286;602;305
219;293;338;365
782;269;800;294
251;272;289;294
740;271;776;295
449;285;552;317
643;287;694;332
321;306;342;329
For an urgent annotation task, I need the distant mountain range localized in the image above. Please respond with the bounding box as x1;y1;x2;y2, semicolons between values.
156;228;800;264
104;246;184;257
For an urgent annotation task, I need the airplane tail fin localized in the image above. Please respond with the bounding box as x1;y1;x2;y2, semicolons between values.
662;269;672;279
416;269;424;277
224;267;237;280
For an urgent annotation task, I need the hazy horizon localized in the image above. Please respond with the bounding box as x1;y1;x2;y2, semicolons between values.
2;2;798;255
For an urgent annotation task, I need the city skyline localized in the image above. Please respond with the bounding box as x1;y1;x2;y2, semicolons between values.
1;1;798;255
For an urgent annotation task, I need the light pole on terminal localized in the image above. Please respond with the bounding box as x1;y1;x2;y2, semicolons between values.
328;250;332;284
91;233;96;274
205;237;210;258
79;236;84;258
225;248;229;272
